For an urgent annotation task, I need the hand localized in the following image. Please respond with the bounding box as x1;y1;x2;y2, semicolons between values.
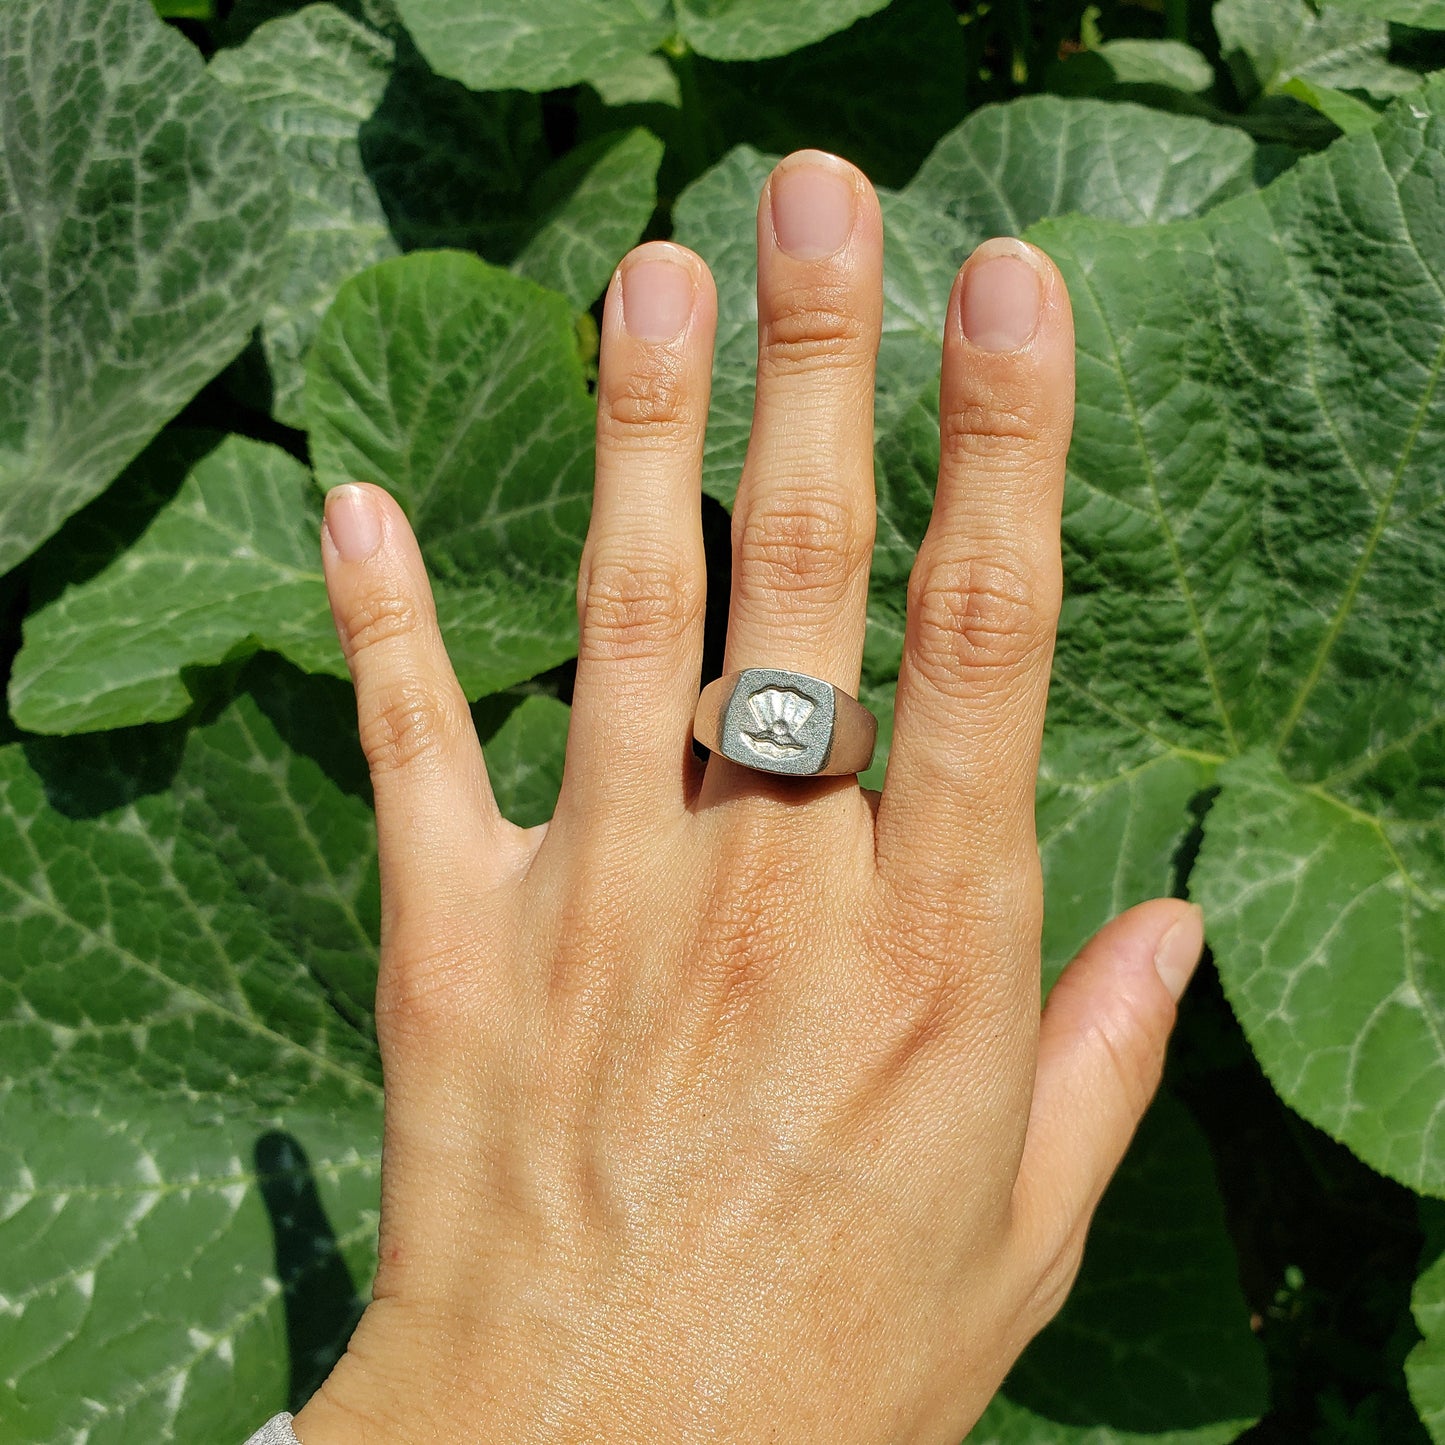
291;148;1203;1444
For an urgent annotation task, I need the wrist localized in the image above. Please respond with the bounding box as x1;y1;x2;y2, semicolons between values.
290;1301;682;1445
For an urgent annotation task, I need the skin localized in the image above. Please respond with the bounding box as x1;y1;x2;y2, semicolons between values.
290;149;1203;1444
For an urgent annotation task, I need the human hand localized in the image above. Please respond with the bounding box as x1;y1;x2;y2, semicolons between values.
290;148;1204;1444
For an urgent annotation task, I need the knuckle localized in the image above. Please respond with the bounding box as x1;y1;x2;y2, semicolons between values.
940;393;1046;470
597;355;695;443
760;283;872;376
343;586;427;659
578;553;703;663
359;674;456;777
906;548;1058;694
735;487;872;604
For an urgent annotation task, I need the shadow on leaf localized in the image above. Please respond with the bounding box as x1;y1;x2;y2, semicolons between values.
254;1129;366;1411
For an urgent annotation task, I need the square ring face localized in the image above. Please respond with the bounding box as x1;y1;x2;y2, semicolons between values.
719;668;836;776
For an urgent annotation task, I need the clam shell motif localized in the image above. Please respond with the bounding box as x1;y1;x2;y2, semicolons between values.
740;686;814;759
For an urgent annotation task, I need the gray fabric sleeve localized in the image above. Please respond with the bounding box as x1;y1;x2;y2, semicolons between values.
242;1412;301;1445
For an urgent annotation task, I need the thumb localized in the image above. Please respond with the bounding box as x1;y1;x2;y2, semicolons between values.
1009;899;1204;1300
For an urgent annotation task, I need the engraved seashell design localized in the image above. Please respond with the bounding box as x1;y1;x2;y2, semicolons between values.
740;686;814;759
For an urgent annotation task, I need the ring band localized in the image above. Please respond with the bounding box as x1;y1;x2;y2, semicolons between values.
693;668;878;777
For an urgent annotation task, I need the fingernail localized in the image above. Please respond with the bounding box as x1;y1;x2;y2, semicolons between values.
621;250;695;342
1153;904;1205;1002
959;238;1045;352
324;483;382;563
769;151;857;260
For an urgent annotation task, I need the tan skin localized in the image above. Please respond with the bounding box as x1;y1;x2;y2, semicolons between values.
290;149;1203;1444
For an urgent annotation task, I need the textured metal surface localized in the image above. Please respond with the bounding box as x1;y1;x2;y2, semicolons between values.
719;668;838;776
241;1413;299;1445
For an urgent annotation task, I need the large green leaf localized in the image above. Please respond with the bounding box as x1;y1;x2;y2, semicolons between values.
0;0;289;577
306;251;596;699
9;433;344;735
1026;82;1445;1194
971;1095;1265;1444
1215;0;1424;101
0;657;383;1440
211;5;661;424
388;0;888;94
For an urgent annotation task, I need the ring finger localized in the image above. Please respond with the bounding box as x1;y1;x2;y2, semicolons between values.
718;149;883;698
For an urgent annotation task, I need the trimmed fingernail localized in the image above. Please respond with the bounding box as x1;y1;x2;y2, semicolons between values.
959;238;1045;352
621;250;695;342
1153;904;1205;1002
324;483;382;563
769;151;857;260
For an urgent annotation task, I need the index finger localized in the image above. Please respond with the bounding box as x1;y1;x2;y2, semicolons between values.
873;238;1074;955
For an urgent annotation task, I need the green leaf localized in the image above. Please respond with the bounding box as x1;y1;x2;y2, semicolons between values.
511;127;665;310
349;45;547;258
209;5;399;427
0;0;289;576
153;0;213;16
306;251;596;699
1036;748;1217;990
971;1096;1266;1444
674;0;889;63
1028;82;1445;1194
9;432;344;735
212;8;659;421
0;656;382;1439
1409;1202;1445;1440
1195;755;1445;1189
388;0;890;94
473;693;570;828
1215;0;1423;100
1085;38;1217;94
389;0;672;93
1281;74;1387;133
1327;0;1445;27
585;51;681;108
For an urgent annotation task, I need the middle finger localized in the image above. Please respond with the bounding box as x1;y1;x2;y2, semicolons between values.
719;149;883;695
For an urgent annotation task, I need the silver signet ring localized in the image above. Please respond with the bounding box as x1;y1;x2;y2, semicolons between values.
692;668;878;778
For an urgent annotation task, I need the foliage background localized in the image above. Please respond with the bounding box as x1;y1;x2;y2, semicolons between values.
1;0;1443;1439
